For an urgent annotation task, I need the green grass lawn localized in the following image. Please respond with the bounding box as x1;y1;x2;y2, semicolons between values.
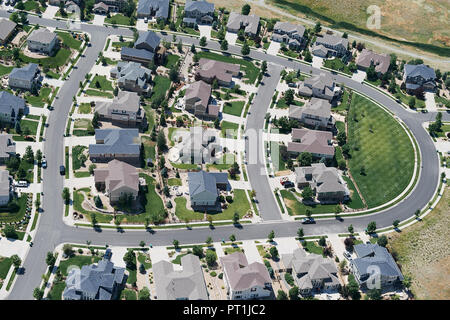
302;241;324;255
170;162;201;170
121;289;137;300
137;253;152;269
206;154;235;171
270;141;287;171
323;58;352;75
222;100;245;116
334;89;351;112
47;281;65;300
25;87;52;107
347;93;415;208
224;246;244;255
0;64;13;77
78;103;92;114
279;190;336;215
221;121;239;139
73;188;113;223
105;14;133;25
111;41;134;48
164;54;180;69
0;194;28;224
58;255;102;276
149;76;171;103
0;257;13;281
19;119;39;136
89;75;114;91
342;176;365;209
72;145;87;171
142;136;156;163
194;51;259;84
168;178;182;186
56;31;82;50
84;89;114;98
394;85;426;108
19;48;72;68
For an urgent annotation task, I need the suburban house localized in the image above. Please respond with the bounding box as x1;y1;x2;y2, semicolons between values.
226;12;260;37
271;22;306;50
187;170;228;207
403;63;436;93
121;31;163;65
0;18;17;45
183;0;215;27
153;254;209;300
0;170;12;206
93;0;127;12
0;134;16;164
281;248;340;296
27;28;58;55
289;98;335;130
0;91;26;124
63;249;126;300
177;127;221;164
184;80;219;119
287;128;335;159
8;63;41;92
294;163;350;203
93;2;110;14
350;244;404;289
110;61;152;95
196;58;240;87
220;252;272;300
94;159;139;204
89;129;141;166
95;91;147;130
298;73;341;102
356;49;390;75
137;0;170;20
312;34;349;58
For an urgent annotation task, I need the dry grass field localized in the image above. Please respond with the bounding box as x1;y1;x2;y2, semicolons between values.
387;187;450;300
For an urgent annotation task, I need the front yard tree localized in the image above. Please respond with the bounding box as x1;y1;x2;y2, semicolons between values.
63;244;74;257
297;152;312;166
241;41;250;56
46;252;56;267
25;146;34;164
301;186;313;201
205;250;217;267
367;289;382;300
220;39;228;51
199;36;207;46
241;4;251;15
229;234;236;243
367;221;377;234
377;235;388;247
157;131;167;152
123;249;136;269
318;236;326;246
297;228;304;239
11;254;21;269
138;287;151;300
92;112;100;128
269;246;278;259
62;187;70;205
414;209;420;219
36;150;42;164
289;286;299;300
190;43;196;53
277;290;288;300
33;288;44;300
284;89;294;105
232;212;239;224
206;236;213;246
261;61;267;74
173;239;180;249
393;220;400;229
268;230;275;242
192;245;203;258
348;224;354;235
314;22;321;33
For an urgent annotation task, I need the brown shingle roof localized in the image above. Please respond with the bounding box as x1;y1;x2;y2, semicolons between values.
288;128;334;156
356;49;390;74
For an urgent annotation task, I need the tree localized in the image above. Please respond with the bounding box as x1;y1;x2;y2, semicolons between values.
408;96;416;108
284;89;294;105
192;245;203;258
269;246;278;259
169;67;179;82
297;228;304;239
289;286;299;300
138;287;151;300
268;230;275;242
46;252;56;267
173;239;180;249
206;236;213;246
33;288;44;300
297;152;312;166
63;244;74;257
205;249;217;267
92;111;100;128
347;276;361;300
157;131;167;152
314;22;321;33
25;146;34;164
277;290;288;300
241;4;251;15
348;224;354;234
337;131;346;146
3;225;17;239
229;234;236;242
232;212;239;224
261;61;267;74
367;221;377;233
305;209;312;219
90;213;97;227
11;254;21;269
367;289;382;300
190;43;196;53
402;274;412;289
199;36;207;46
344;237;354;250
414;209;420;219
123;249;136;269
220;39;228;51
241;41;250;56
304;50;312;62
36;149;42;164
393;219;400;229
301;186;313;201
62;187;70;205
318;236;326;246
377;235;388;247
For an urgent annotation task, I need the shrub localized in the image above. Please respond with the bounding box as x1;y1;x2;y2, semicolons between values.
284;272;295;286
210;271;217;277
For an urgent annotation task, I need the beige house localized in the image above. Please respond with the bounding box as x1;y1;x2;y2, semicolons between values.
94;159;139;204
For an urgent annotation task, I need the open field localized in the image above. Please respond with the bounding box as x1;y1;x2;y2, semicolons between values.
388;188;450;300
347;93;415;208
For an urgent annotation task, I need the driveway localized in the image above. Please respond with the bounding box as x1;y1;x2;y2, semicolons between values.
274;237;298;255
241;240;262;264
312;56;324;69
109;246;127;268
267;41;281;55
352;70;367;83
136;19;148;31
198;25;212;40
425;92;437;112
327;234;346;262
225;32;238;46
149;246;170;264
92;14;105;26
42;5;59;20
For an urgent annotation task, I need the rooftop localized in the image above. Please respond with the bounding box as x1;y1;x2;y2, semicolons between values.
288;128;334;156
28;28;57;45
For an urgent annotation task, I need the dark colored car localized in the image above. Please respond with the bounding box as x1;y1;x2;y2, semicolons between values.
60;165;65;175
301;218;315;224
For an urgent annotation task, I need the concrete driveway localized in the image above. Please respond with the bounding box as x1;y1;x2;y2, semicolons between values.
312;56;324;69
93;14;105;26
225;32;238;46
136;19;148;31
198;25;212;40
241;240;262;264
267;41;281;55
352;70;367;83
42;5;58;19
425;92;437;112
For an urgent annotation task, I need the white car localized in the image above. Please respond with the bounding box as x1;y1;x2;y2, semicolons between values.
16;180;28;187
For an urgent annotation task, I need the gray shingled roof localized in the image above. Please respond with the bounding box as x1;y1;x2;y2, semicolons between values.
153;254;209;300
94;159;139;193
112;61;151;89
0;134;15;159
288;128;334;156
0;18;17;42
273;21;305;37
0;91;26;118
185;0;214;14
404;64;436;80
315;34;348;49
137;0;170;19
227;12;260;35
90;129;140;156
356;49;390;74
188;170;228;200
0;169;11;199
185;80;211;110
135;30;161;51
121;47;155;61
95;91;141;115
9;63;39;82
28;28;57;44
295;163;349;195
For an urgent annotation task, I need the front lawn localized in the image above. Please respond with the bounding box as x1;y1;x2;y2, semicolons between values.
25;87;52;107
84;89;114;98
105;14;133;26
164;54;180;69
221;121;239;139
89;75;114;91
56;31;82;50
168;178;182;186
0;64;13;77
347;93;415;208
78;103;92;114
72;145;87;171
0;194;28;224
222;100;245;116
19;119;39;136
279;190;336;215
58;255;102;276
19;48;72;68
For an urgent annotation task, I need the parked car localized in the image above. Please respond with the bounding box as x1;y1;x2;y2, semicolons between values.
16;180;28;187
59;165;65;175
301;218;315;224
42;158;47;168
283;181;295;188
343;251;352;260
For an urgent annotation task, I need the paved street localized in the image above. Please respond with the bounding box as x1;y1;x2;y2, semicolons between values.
0;10;445;299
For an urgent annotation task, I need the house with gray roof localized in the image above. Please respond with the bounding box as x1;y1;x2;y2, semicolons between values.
0;91;26;124
281;248;340;296
298;73;341;102
8;63;41;91
356;49;390;75
94;159;139;204
220;252;272;300
196;58;240;87
188;170;228;207
183;0;215;27
176;127;221;164
294;163;349;203
153;254;209;300
89;129;141;166
93;2;110;14
287;128;335;159
185;80;219;119
312;34;349;58
63;249;126;300
0;170;12;206
289;98;334;130
137;0;170;20
94;0;128;12
0;18;17;45
350;244;404;289
111;61;152;95
95;91;147;130
27;28;58;55
403;63;436;93
272;22;306;50
0;134;16;164
121;31;162;65
226;12;260;37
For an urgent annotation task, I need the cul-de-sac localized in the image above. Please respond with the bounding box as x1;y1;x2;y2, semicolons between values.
0;0;448;301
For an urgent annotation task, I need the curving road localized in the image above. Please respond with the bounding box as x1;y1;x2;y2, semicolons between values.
0;11;447;299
